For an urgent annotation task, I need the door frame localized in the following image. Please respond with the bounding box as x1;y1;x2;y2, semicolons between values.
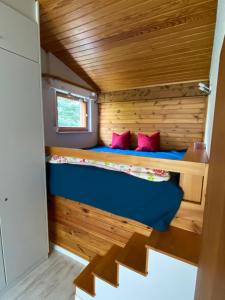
195;38;225;299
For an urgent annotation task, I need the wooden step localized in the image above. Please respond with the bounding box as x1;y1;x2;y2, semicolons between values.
93;245;122;287
116;233;150;276
74;255;102;297
146;226;201;266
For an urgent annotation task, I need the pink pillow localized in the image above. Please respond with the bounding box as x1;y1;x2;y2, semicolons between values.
136;132;160;152
111;131;131;150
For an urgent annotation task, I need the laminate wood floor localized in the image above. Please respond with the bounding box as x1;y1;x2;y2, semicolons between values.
0;251;84;300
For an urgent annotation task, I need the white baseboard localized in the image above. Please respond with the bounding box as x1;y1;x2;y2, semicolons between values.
50;243;89;267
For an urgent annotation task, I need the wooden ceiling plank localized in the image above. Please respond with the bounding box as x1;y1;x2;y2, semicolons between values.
68;34;213;66
54;20;215;57
85;52;212;74
41;0;216;45
40;0;95;22
70;32;214;64
98;73;209;91
62;24;215;61
73;46;212;80
87;59;211;80
63;45;212;74
40;0;111;24
98;70;210;86
75;46;212;71
43;8;215;53
96;66;210;83
41;0;151;35
40;0;217;91
82;69;210;91
41;0;150;40
42;0;215;48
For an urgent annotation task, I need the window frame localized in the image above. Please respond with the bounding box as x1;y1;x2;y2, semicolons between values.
55;91;88;133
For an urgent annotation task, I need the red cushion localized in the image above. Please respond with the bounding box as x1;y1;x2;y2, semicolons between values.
136;132;160;152
111;131;131;150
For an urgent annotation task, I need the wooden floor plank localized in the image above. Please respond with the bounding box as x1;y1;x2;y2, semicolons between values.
74;255;102;297
146;226;201;266
1;251;83;300
93;245;122;287
116;233;150;276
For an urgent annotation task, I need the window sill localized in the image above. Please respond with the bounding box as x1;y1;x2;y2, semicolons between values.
57;131;92;134
56;128;92;134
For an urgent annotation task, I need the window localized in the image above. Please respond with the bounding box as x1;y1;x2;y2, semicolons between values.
56;91;88;132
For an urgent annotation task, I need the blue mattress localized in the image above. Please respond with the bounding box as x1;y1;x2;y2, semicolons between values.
47;163;183;231
87;146;186;160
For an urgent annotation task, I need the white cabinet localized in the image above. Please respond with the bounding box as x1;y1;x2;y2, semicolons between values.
0;230;6;292
0;1;48;291
0;48;48;285
0;1;39;62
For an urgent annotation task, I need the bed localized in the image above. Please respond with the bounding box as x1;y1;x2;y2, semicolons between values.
47;163;183;231
87;146;186;160
46;145;208;261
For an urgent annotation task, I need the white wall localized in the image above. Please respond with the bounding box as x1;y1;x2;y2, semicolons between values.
76;250;197;300
0;0;36;21
205;0;225;154
41;50;92;90
41;49;98;148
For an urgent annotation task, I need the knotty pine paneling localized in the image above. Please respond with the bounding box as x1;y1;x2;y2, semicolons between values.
98;83;208;150
39;0;217;92
48;194;204;261
48;196;152;261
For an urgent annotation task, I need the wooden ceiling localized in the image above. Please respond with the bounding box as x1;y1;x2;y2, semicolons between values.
40;0;217;92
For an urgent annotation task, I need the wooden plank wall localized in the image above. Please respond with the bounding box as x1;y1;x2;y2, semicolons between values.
48;194;205;261
48;196;152;261
98;82;208;150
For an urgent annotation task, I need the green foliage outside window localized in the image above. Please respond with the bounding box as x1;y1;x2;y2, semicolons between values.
57;96;81;127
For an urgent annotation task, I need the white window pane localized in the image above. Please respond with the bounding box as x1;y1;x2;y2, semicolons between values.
57;96;81;127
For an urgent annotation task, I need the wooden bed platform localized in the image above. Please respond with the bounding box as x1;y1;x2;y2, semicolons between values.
46;146;208;261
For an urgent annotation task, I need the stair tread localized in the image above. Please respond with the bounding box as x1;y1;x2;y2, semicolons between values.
74;255;102;297
146;226;201;266
116;233;150;276
93;245;122;287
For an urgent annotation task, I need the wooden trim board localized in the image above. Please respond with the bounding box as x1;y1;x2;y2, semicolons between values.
46;146;208;204
195;38;225;300
46;146;207;176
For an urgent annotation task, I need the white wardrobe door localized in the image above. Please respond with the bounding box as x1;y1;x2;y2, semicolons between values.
0;229;6;292
0;48;48;284
0;1;39;62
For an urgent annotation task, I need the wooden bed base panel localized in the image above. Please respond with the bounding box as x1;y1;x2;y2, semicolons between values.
46;146;208;261
48;195;152;261
48;195;204;262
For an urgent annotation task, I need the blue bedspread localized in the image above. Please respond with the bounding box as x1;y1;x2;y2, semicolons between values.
87;146;186;160
47;163;183;231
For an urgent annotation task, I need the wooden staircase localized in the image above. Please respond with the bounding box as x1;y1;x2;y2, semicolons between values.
74;227;200;299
